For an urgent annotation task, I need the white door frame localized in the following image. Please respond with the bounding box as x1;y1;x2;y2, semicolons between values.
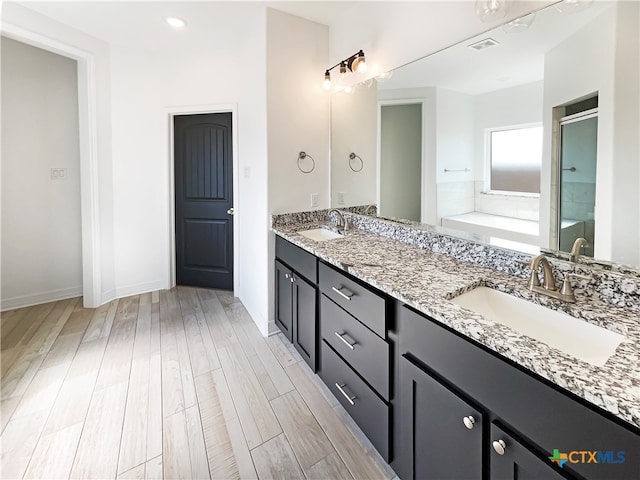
1;22;102;307
166;105;240;293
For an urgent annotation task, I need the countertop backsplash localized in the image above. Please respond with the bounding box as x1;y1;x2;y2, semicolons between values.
272;209;640;312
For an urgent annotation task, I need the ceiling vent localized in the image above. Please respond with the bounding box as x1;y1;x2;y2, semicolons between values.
468;38;500;51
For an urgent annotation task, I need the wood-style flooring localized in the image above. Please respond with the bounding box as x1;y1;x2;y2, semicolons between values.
1;287;396;479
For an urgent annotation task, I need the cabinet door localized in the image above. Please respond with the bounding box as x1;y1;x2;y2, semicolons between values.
292;273;317;371
275;260;293;341
399;354;484;480
490;423;567;480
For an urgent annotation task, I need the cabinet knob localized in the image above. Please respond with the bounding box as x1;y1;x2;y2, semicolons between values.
492;439;507;455
462;415;476;430
227;207;235;215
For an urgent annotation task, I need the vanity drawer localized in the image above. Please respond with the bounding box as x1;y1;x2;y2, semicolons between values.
276;236;317;283
320;340;390;461
320;295;390;399
319;262;386;338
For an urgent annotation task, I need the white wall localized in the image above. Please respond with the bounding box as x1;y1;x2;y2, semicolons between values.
541;6;617;260
435;88;475;222
610;0;639;267
473;81;543;221
329;1;555;81
331;83;377;208
108;12;269;329
266;8;330;334
1;37;82;309
1;3;115;308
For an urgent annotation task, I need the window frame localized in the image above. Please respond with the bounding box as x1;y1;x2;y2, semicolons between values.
485;122;543;196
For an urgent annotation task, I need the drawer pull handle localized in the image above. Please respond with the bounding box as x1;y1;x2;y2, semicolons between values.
462;415;475;430
284;273;290;279
335;383;357;405
332;286;354;301
492;439;507;455
334;331;357;350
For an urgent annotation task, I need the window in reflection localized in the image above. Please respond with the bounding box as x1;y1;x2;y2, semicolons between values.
489;125;542;194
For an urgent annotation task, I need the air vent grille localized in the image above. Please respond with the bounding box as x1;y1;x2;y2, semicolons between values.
468;38;500;51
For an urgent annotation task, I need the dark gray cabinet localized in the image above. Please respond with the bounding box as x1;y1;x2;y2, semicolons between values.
274;238;318;371
490;423;566;480
394;305;640;480
318;261;392;461
398;354;484;480
275;260;294;341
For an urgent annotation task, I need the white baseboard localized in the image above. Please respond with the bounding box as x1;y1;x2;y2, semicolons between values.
1;286;83;311
115;280;165;299
267;320;280;336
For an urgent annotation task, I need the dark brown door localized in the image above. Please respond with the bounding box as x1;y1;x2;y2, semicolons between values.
175;113;233;290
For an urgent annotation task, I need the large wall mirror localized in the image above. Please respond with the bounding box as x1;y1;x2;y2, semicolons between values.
330;0;639;269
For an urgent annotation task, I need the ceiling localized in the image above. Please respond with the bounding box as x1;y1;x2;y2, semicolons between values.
379;1;615;95
16;1;358;52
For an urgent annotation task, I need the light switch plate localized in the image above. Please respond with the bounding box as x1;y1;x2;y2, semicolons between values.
338;192;345;205
51;168;66;179
310;193;319;208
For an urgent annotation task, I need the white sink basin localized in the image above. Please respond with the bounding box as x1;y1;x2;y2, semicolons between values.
297;227;345;241
450;287;625;367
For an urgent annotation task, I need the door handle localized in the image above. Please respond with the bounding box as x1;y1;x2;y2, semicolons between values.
227;208;235;215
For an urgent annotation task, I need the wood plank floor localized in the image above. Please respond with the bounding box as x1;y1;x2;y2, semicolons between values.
1;287;397;480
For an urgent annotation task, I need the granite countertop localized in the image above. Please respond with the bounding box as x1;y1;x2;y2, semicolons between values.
272;220;640;430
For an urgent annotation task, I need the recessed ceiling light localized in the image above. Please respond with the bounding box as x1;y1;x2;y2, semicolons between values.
165;17;186;28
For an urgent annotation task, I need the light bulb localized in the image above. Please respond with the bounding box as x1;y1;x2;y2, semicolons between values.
502;13;535;34
555;0;593;14
165;17;186;28
376;71;393;82
344;85;353;94
351;51;367;73
323;71;332;91
475;0;508;22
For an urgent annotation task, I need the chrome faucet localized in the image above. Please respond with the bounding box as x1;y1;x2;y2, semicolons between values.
527;254;590;303
328;208;347;233
569;237;588;263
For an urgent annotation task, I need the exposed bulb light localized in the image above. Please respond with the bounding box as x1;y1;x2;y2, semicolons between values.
475;0;508;22
555;0;593;14
165;17;186;28
376;71;393;82
323;70;332;91
351;50;367;73
502;13;535;34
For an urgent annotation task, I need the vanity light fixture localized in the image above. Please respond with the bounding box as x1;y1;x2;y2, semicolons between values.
323;50;367;91
165;16;186;28
475;0;508;22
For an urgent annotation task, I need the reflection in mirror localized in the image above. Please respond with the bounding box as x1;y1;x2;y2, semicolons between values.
330;0;639;268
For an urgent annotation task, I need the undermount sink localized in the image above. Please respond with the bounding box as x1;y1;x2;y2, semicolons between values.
298;227;345;242
450;287;625;367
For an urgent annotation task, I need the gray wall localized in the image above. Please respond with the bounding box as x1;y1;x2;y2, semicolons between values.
380;103;422;221
1;37;82;309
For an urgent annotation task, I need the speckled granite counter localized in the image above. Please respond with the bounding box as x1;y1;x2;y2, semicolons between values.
272;216;640;430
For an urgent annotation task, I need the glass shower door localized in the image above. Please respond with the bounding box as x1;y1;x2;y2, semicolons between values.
558;110;598;257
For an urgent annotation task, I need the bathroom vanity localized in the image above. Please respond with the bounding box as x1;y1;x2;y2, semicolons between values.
272;211;640;480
